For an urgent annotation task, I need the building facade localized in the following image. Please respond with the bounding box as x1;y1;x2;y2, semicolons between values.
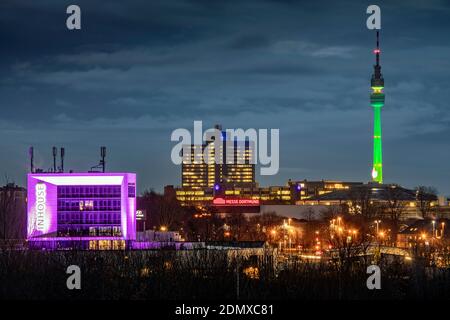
27;172;136;249
181;127;256;190
171;180;363;207
298;183;441;220
182;144;210;189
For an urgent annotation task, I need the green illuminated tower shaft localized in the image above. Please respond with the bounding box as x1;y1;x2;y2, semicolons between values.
370;31;384;183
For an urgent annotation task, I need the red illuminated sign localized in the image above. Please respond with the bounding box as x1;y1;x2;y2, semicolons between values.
213;197;260;206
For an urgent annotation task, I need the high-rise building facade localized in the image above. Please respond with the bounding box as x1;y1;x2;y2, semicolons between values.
181;127;255;190
172;179;363;206
181;144;209;189
221;139;255;186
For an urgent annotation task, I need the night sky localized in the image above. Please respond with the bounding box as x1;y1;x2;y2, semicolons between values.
1;0;449;196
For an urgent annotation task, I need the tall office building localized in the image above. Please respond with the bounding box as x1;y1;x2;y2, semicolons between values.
181;144;209;189
222;139;255;185
181;125;255;189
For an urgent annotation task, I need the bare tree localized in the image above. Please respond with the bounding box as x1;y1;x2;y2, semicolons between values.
328;228;371;272
415;186;438;219
225;212;247;241
320;205;343;221
384;186;407;246
139;189;184;231
258;212;283;228
348;186;383;220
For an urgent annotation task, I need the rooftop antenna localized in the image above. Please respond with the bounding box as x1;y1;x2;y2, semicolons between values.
60;147;65;172
29;146;34;173
89;146;107;173
52;146;57;172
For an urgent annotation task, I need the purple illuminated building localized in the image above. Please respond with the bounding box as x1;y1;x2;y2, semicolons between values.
27;172;136;249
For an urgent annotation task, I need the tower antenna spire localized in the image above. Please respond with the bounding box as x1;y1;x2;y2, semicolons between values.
372;30;383;85
376;30;380;66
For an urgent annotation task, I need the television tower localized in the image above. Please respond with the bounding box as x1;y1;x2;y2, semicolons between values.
370;30;384;183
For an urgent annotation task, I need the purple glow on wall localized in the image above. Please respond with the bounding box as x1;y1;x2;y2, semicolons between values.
27;176;57;238
120;173;137;240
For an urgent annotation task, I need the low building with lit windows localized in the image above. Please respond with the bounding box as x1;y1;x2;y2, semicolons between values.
169;180;363;208
27;172;136;250
298;183;440;219
397;218;449;249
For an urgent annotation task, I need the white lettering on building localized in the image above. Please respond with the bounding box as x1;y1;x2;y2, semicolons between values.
35;183;47;231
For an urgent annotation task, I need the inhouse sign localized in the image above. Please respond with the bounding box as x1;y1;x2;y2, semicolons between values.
35;183;46;231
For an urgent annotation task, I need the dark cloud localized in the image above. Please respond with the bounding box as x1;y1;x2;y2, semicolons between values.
229;34;271;50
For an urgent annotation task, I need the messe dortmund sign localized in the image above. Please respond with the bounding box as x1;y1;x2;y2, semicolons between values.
213;197;260;206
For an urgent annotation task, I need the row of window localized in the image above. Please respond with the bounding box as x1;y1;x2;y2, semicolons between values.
57;226;122;237
89;240;126;250
58;199;121;211
58;212;121;224
58;186;121;198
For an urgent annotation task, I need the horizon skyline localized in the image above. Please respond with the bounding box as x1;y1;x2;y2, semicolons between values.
8;141;448;198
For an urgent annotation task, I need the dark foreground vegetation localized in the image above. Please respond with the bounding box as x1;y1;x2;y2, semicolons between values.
1;249;449;300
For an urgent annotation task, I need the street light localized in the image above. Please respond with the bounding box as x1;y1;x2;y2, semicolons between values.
432;220;436;238
270;229;277;244
374;220;381;239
